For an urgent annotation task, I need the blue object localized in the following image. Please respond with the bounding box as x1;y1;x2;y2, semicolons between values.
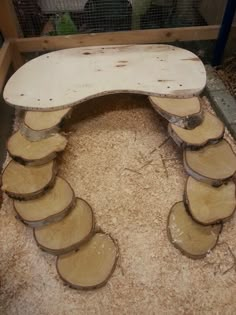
212;0;236;66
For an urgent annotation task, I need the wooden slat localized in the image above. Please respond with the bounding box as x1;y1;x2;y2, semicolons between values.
0;0;22;39
15;25;224;53
10;42;25;70
0;42;12;93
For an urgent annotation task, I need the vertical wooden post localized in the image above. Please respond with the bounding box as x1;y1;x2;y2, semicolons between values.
212;0;236;65
0;42;12;92
10;41;25;70
0;0;24;69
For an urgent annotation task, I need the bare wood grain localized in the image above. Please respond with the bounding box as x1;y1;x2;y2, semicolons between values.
0;42;12;93
13;26;228;53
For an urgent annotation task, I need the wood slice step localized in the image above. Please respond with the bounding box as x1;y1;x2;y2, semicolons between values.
184;139;236;186
169;111;224;148
8;130;67;166
185;177;236;225
21;108;71;141
34;198;94;255
167;201;222;259
14;177;75;227
57;233;118;290
1;160;57;200
149;96;203;129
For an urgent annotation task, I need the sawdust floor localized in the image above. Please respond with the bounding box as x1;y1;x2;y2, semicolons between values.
1;94;236;315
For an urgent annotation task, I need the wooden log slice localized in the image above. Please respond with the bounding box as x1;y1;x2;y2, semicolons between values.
7;131;67;166
184;140;236;186
21;108;71;141
34;198;94;255
185;177;236;225
14;177;75;227
169;111;224;148
56;233;118;290
167;201;222;259
149;96;203;129
1;160;57;200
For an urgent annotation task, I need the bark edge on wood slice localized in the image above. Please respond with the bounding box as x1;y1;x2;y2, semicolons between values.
183;139;236;186
14;176;75;227
56;233;118;290
184;177;236;225
21;108;72;141
7;131;67;166
167;201;222;259
34;198;95;255
1;160;57;200
149;96;203;129
168;111;224;149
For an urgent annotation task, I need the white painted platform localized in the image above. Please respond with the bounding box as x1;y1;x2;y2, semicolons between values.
4;45;206;111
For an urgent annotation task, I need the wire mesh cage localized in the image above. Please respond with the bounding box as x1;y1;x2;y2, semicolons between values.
12;0;226;38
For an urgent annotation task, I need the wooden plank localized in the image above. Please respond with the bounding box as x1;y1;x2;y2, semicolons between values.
10;42;25;70
3;45;206;111
0;0;22;39
14;26;222;53
0;42;12;93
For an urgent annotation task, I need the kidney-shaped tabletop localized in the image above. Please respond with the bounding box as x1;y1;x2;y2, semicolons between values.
3;45;206;111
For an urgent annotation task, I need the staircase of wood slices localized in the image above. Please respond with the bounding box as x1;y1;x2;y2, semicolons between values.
1;45;236;289
1;95;236;288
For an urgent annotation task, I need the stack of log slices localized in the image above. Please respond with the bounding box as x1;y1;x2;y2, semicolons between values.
2;95;236;290
150;96;236;259
1;109;118;290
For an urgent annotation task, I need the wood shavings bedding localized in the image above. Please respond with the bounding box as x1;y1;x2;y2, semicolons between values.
217;55;236;99
0;94;236;315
